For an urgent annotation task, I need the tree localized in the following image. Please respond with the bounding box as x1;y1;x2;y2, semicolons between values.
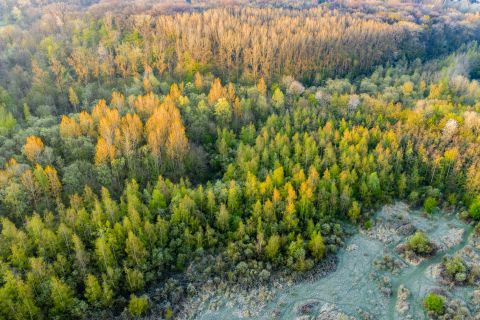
208;78;224;104
194;72;203;90
407;231;433;255
214;98;232;125
216;204;230;232
85;274;113;307
50;276;76;316
272;88;284;110
367;172;381;198
60;116;81;138
72;234;89;275
125;267;145;292
95;138;116;165
23;136;44;163
166;117;189;165
469;196;480;220
348;201;361;222
0;104;16;135
257;77;267;96
68;87;80;111
308;231;325;261
423;196;437;214
118;113;143;157
128;294;149;317
265;234;280;260
423;292;444;315
0;271;40;320
125;231;148;267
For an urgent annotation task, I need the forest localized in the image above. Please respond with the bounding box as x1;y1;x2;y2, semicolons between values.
1;0;480;319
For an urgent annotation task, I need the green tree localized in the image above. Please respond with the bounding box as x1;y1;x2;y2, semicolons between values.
423;292;444;315
367;172;381;198
347;201;361;223
265;234;281;260
84;274;114;307
469;196;480;220
50;276;76;316
424;196;437;214
0;104;16;135
128;294;149;317
125;231;148;267
308;231;325;261
407;231;433;255
272;88;285;110
214;98;232;125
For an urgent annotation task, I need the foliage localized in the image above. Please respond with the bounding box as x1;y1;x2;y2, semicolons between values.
424;196;438;214
406;231;433;255
0;1;478;318
443;256;467;282
469;196;480;220
128;294;149;317
423;292;445;315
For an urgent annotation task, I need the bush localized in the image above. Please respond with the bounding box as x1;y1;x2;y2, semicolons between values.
424;196;437;214
469;196;480;220
406;231;433;255
444;256;466;278
128;294;149;317
423;292;444;315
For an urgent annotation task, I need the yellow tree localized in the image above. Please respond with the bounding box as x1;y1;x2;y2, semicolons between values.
110;91;126;111
68;87;80;111
194;72;203;90
45;165;62;199
23;136;44;163
117;114;143;157
79;111;95;137
59;116;81;139
145;98;177;160
134;92;160;118
257;77;267;96
169;83;182;101
95;138;116;165
98;108;120;145
92;100;109;123
208;78;224;104
166;116;189;165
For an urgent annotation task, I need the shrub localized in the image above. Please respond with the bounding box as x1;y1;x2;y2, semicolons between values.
444;256;466;278
423;292;444;315
406;231;433;255
128;294;149;317
424;196;437;214
469;196;480;220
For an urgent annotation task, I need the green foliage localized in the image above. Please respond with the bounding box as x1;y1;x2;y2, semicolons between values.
214;98;232;125
265;234;281;261
348;201;361;223
0;105;16;135
308;231;325;261
0;4;479;318
443;256;467;282
272;88;285;110
50;276;77;317
424;196;438;214
128;294;149;317
469;196;480;220
423;292;445;315
84;274;113;307
406;231;433;255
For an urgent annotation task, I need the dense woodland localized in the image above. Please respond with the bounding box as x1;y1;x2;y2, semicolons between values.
1;0;480;319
